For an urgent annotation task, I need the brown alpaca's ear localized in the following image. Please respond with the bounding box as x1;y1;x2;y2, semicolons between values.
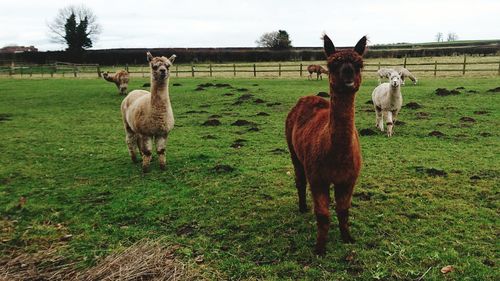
323;34;335;57
354;36;368;56
146;52;153;62
168;54;176;64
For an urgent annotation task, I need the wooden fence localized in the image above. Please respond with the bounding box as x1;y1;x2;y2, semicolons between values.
1;56;499;78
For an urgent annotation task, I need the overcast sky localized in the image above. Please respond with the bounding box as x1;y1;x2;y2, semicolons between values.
1;0;498;51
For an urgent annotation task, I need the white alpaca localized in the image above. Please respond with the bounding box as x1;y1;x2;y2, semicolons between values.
376;68;396;84
394;67;418;85
372;71;403;137
121;52;176;172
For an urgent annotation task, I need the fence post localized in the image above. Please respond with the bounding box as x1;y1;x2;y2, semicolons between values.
434;61;437;77
299;63;302;77
233;63;236;77
209;64;212;77
498;60;500;76
41;65;44;78
97;65;101;78
73;65;77;77
29;67;33;77
142;66;145;78
51;65;54;78
175;65;178;77
191;65;195;77
403;56;407;68
278;63;281;77
125;64;129;72
253;64;256;77
462;55;466;75
378;62;381;70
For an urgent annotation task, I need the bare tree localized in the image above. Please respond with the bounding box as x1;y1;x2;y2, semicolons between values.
47;5;101;47
256;30;292;49
435;32;443;42
447;32;458;42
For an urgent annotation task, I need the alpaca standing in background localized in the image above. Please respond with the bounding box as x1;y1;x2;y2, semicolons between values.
121;52;176;172
376;68;396;84
286;34;366;255
372;71;403;137
307;64;329;80
394;66;418;85
103;70;130;95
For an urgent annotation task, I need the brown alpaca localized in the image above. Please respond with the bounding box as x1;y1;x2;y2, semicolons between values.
121;52;176;172
286;34;366;255
103;70;130;95
307;64;328;80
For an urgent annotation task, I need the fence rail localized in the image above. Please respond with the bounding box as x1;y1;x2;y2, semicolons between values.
1;56;499;78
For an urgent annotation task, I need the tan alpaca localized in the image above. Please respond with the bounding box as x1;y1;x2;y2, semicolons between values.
121;52;176;172
103;70;130;95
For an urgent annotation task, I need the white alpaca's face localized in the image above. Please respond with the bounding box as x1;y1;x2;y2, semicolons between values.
147;52;176;83
389;73;402;87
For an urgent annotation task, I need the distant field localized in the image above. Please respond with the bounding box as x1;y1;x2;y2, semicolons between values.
0;76;499;280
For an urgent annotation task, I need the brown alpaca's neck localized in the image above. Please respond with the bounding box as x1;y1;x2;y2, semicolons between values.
329;87;356;153
150;78;171;112
104;75;115;83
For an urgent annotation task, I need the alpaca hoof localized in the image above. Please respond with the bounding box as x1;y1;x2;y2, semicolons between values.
341;233;355;244
131;156;138;163
159;163;166;171
299;205;308;213
142;166;150;173
315;245;326;256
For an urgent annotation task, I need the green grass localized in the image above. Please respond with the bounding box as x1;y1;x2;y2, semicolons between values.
0;76;499;280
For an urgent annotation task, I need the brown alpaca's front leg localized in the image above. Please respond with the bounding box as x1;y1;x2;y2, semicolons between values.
155;136;167;170
334;184;355;243
141;136;153;173
311;182;330;255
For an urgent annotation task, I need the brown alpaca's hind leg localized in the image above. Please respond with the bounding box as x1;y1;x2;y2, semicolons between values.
125;124;139;163
289;150;308;212
334;184;355;243
311;182;331;255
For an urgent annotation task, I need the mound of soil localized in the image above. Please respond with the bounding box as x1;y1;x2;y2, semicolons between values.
479;132;492;137
455;86;465;90
354;191;372;201
359;128;377;136
404;102;422;109
223;93;234;96
270;148;287;154
231;139;247;148
176;223;197;236
416;112;430;119
317;92;329;98
231;119;257;126
254;98;266;104
394;120;406;125
202;119;221;126
252;84;259;86
470;175;481;180
365;100;374;105
467;90;478;93
487;87;500;92
195;87;205;91
185;110;208;114
202;135;217;139
215;83;231;88
233;94;254;105
172;83;182;86
266;102;281;107
473;110;489;115
209;114;221;118
256;112;270;116
415;166;447;177
142;82;151;87
212;164;235;173
435;88;460;96
0;113;13;122
248;127;260;132
428;130;445;137
198;83;215;88
236;88;249;92
459;117;476;123
363;108;375;112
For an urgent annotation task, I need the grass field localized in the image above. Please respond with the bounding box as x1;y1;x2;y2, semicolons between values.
0;75;499;280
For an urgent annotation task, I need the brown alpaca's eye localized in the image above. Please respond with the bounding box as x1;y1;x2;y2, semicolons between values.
152;65;158;70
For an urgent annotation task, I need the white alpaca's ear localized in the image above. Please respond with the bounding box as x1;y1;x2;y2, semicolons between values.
323;33;335;57
169;54;176;64
147;52;153;62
